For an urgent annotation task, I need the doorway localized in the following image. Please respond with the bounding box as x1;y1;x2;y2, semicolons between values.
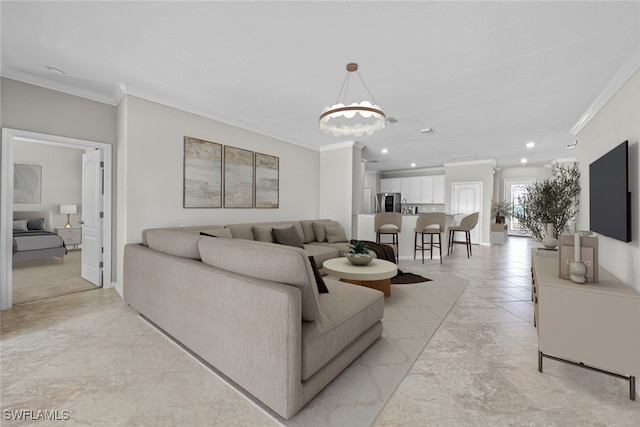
1;128;113;310
451;182;482;244
504;179;535;236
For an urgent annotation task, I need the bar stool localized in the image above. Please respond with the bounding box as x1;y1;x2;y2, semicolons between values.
374;212;402;261
447;212;479;258
414;212;446;264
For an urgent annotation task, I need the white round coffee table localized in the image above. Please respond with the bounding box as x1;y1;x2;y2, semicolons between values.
322;257;397;297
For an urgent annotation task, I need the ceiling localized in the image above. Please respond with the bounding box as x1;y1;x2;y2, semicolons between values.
2;1;639;172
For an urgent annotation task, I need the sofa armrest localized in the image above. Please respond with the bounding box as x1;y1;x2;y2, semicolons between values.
123;243;304;418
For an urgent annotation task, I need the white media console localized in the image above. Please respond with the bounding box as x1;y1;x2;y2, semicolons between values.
531;250;640;400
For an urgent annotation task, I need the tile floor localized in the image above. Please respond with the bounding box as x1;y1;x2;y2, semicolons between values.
1;236;639;426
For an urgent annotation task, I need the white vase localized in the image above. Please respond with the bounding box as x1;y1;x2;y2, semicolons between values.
569;260;587;284
541;223;558;249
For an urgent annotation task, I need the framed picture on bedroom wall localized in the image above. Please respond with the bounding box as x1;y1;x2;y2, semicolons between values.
183;137;222;208
13;164;42;203
224;145;254;208
254;153;279;208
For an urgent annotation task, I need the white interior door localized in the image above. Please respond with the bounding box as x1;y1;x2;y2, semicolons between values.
81;150;103;287
505;179;535;236
451;182;482;244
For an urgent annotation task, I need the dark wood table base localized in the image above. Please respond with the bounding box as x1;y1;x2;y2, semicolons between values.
340;278;391;297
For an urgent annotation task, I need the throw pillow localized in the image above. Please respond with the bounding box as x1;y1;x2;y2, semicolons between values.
308;256;329;294
272;226;304;248
13;219;28;231
325;225;348;243
312;220;340;242
27;218;46;231
252;226;275;242
200;228;233;239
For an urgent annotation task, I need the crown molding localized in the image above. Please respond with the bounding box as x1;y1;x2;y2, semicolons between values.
0;70;322;152
319;140;362;151
551;157;577;165
570;48;640;135
1;68;122;105
443;159;497;168
119;84;321;151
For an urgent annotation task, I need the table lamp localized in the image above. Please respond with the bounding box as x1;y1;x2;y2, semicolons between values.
60;204;77;228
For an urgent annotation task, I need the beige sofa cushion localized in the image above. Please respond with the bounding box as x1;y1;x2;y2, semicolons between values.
303;244;339;267
200;228;233;239
145;230;202;260
252;225;299;243
309;242;351;257
300;219;333;243
301;278;384;380
142;225;223;246
199;237;321;321
325;224;348;243
227;221;305;242
311;220;340;243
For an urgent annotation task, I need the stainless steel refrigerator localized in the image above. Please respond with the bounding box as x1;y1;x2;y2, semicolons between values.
375;192;401;213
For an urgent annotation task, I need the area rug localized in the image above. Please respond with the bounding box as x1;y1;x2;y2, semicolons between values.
392;271;432;284
275;274;469;426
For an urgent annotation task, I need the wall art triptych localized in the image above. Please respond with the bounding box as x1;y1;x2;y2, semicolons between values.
183;136;279;209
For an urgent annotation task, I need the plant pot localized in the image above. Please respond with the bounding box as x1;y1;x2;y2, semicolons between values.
495;215;505;224
345;252;374;266
541;223;558;249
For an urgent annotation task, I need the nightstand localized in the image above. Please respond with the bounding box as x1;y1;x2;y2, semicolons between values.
54;227;82;250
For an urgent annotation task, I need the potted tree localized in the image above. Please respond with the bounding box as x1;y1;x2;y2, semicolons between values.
512;164;580;248
491;200;511;224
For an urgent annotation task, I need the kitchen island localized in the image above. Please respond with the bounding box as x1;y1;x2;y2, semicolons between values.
354;213;464;260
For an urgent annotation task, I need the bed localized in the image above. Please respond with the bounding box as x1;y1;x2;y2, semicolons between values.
12;211;67;262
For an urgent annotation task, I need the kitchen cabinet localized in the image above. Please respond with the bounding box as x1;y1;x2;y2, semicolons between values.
380;178;402;194
381;175;445;203
401;177;421;203
431;175;445;203
420;175;445;203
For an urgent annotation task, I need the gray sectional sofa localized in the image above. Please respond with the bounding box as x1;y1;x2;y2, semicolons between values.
124;220;385;419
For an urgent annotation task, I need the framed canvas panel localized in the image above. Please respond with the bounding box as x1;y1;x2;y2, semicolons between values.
224;145;254;208
14;164;42;203
183;137;222;208
255;153;279;208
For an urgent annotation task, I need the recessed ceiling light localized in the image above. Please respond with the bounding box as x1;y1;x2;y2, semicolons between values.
46;66;64;76
521;158;528;164
381;148;388;154
410;163;416;167
526;141;535;148
420;128;433;133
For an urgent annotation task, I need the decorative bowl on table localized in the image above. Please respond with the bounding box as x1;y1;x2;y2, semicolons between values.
345;251;375;266
346;240;375;265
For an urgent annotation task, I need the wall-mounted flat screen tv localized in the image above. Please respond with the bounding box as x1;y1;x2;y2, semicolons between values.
589;140;631;242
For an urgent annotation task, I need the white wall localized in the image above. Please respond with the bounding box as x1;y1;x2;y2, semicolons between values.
1;77;117;278
576;68;640;291
118;95;321;285
319;144;357;238
12;142;84;228
0;78;117;143
494;166;552;202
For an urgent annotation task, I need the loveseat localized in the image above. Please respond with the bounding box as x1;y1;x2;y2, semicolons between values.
124;221;385;419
